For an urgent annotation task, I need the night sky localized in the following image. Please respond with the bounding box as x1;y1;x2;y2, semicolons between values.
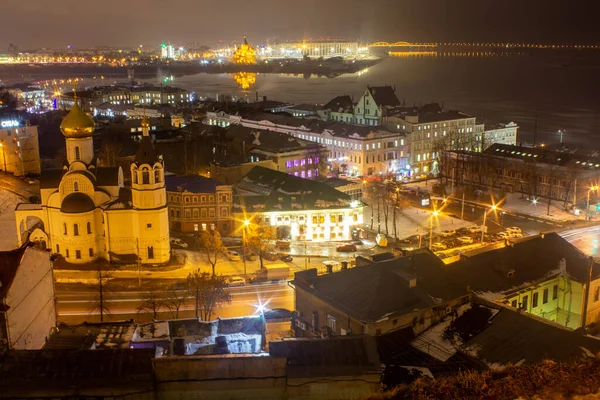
2;0;598;49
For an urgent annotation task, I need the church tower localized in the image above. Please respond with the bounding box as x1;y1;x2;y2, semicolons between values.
130;117;166;208
130;117;170;263
60;96;95;166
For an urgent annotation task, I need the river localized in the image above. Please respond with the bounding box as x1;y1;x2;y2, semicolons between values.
169;50;600;145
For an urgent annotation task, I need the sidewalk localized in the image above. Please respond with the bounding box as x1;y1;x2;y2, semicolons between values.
403;179;583;223
363;203;471;240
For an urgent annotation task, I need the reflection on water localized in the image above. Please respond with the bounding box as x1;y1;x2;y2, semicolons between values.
389;51;526;57
233;72;257;89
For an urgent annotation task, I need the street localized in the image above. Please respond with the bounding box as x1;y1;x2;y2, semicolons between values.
55;281;294;325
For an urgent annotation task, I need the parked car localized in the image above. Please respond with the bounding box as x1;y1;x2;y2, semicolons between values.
509;232;524;238
401;234;422;244
467;225;484;234
439;229;457;238
226;250;241;261
279;254;293;262
170;238;188;248
430;242;447;251
455;227;470;235
452;250;465;257
245;253;257;261
483;234;497;242
263;308;293;320
506;227;523;235
227;276;246;286
435;252;448;259
457;236;474;245
336;243;357;252
264;252;280;261
442;238;460;248
495;232;511;240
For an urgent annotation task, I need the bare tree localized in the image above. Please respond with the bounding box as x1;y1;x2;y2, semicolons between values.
186;271;232;320
163;285;187;319
136;289;165;320
99;138;123;167
89;265;112;322
245;225;273;269
196;230;227;276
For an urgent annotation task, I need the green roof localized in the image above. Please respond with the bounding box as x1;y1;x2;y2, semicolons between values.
234;166;362;213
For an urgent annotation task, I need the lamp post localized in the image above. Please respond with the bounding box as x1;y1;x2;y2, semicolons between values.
0;142;6;175
429;210;438;250
242;219;250;277
587;186;598;220
481;205;497;243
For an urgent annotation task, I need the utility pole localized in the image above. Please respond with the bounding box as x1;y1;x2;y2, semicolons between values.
461;193;465;220
136;238;141;288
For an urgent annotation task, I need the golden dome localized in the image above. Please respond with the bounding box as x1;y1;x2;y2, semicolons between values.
60;103;95;138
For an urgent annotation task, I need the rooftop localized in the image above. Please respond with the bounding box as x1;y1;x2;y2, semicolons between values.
368;85;401;107
235;166;361;213
45;322;136;350
292;251;467;323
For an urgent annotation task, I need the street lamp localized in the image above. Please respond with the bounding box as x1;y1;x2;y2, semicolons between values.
0;142;6;175
587;186;599;220
429;210;439;250
481;204;497;243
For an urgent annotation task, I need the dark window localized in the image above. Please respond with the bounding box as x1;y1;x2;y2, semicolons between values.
75;146;80;160
74;182;79;192
66;249;69;258
147;223;152;228
522;295;528;310
595;287;600;302
154;169;160;183
511;300;517;308
87;222;92;234
142;170;150;184
75;250;81;259
56;244;60;253
312;311;319;332
553;285;558;300
89;248;93;257
532;292;539;308
543;289;549;304
148;246;154;259
73;224;79;236
63;223;67;235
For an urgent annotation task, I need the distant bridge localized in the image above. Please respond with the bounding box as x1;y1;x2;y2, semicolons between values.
368;42;438;48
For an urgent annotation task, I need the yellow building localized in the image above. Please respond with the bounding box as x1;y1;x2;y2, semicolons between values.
14;102;170;264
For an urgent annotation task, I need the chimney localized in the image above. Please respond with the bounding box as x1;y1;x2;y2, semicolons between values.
326;264;333;274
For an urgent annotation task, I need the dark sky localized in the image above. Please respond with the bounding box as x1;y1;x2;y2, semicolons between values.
2;0;598;49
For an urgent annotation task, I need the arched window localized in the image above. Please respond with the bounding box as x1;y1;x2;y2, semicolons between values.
87;221;92;234
132;168;138;184
74;182;79;192
63;223;67;235
142;168;150;184
75;146;81;161
73;223;79;236
154;167;161;183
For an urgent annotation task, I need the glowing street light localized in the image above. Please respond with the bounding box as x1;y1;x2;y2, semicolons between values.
481;204;497;243
429;210;439;249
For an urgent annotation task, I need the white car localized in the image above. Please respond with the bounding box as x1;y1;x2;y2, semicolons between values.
439;230;456;238
467;225;483;234
228;276;245;286
496;232;511;239
457;236;474;245
226;250;241;261
509;232;524;238
506;227;522;235
431;242;447;251
170;238;188;248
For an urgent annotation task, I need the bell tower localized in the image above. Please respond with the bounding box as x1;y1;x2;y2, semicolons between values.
130;117;166;209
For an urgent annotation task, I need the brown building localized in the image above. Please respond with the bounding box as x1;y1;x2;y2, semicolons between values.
166;175;233;235
291;251;468;338
446;143;600;209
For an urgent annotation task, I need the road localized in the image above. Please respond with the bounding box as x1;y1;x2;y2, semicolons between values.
559;225;600;258
55;281;294;325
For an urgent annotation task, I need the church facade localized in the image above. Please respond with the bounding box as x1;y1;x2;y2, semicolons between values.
14;102;171;264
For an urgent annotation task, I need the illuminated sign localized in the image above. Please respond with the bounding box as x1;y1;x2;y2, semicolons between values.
1;120;20;128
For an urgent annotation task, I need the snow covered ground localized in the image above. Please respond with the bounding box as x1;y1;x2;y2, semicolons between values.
0;189;25;251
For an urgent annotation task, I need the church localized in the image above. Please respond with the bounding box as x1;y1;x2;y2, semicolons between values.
14;101;171;264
